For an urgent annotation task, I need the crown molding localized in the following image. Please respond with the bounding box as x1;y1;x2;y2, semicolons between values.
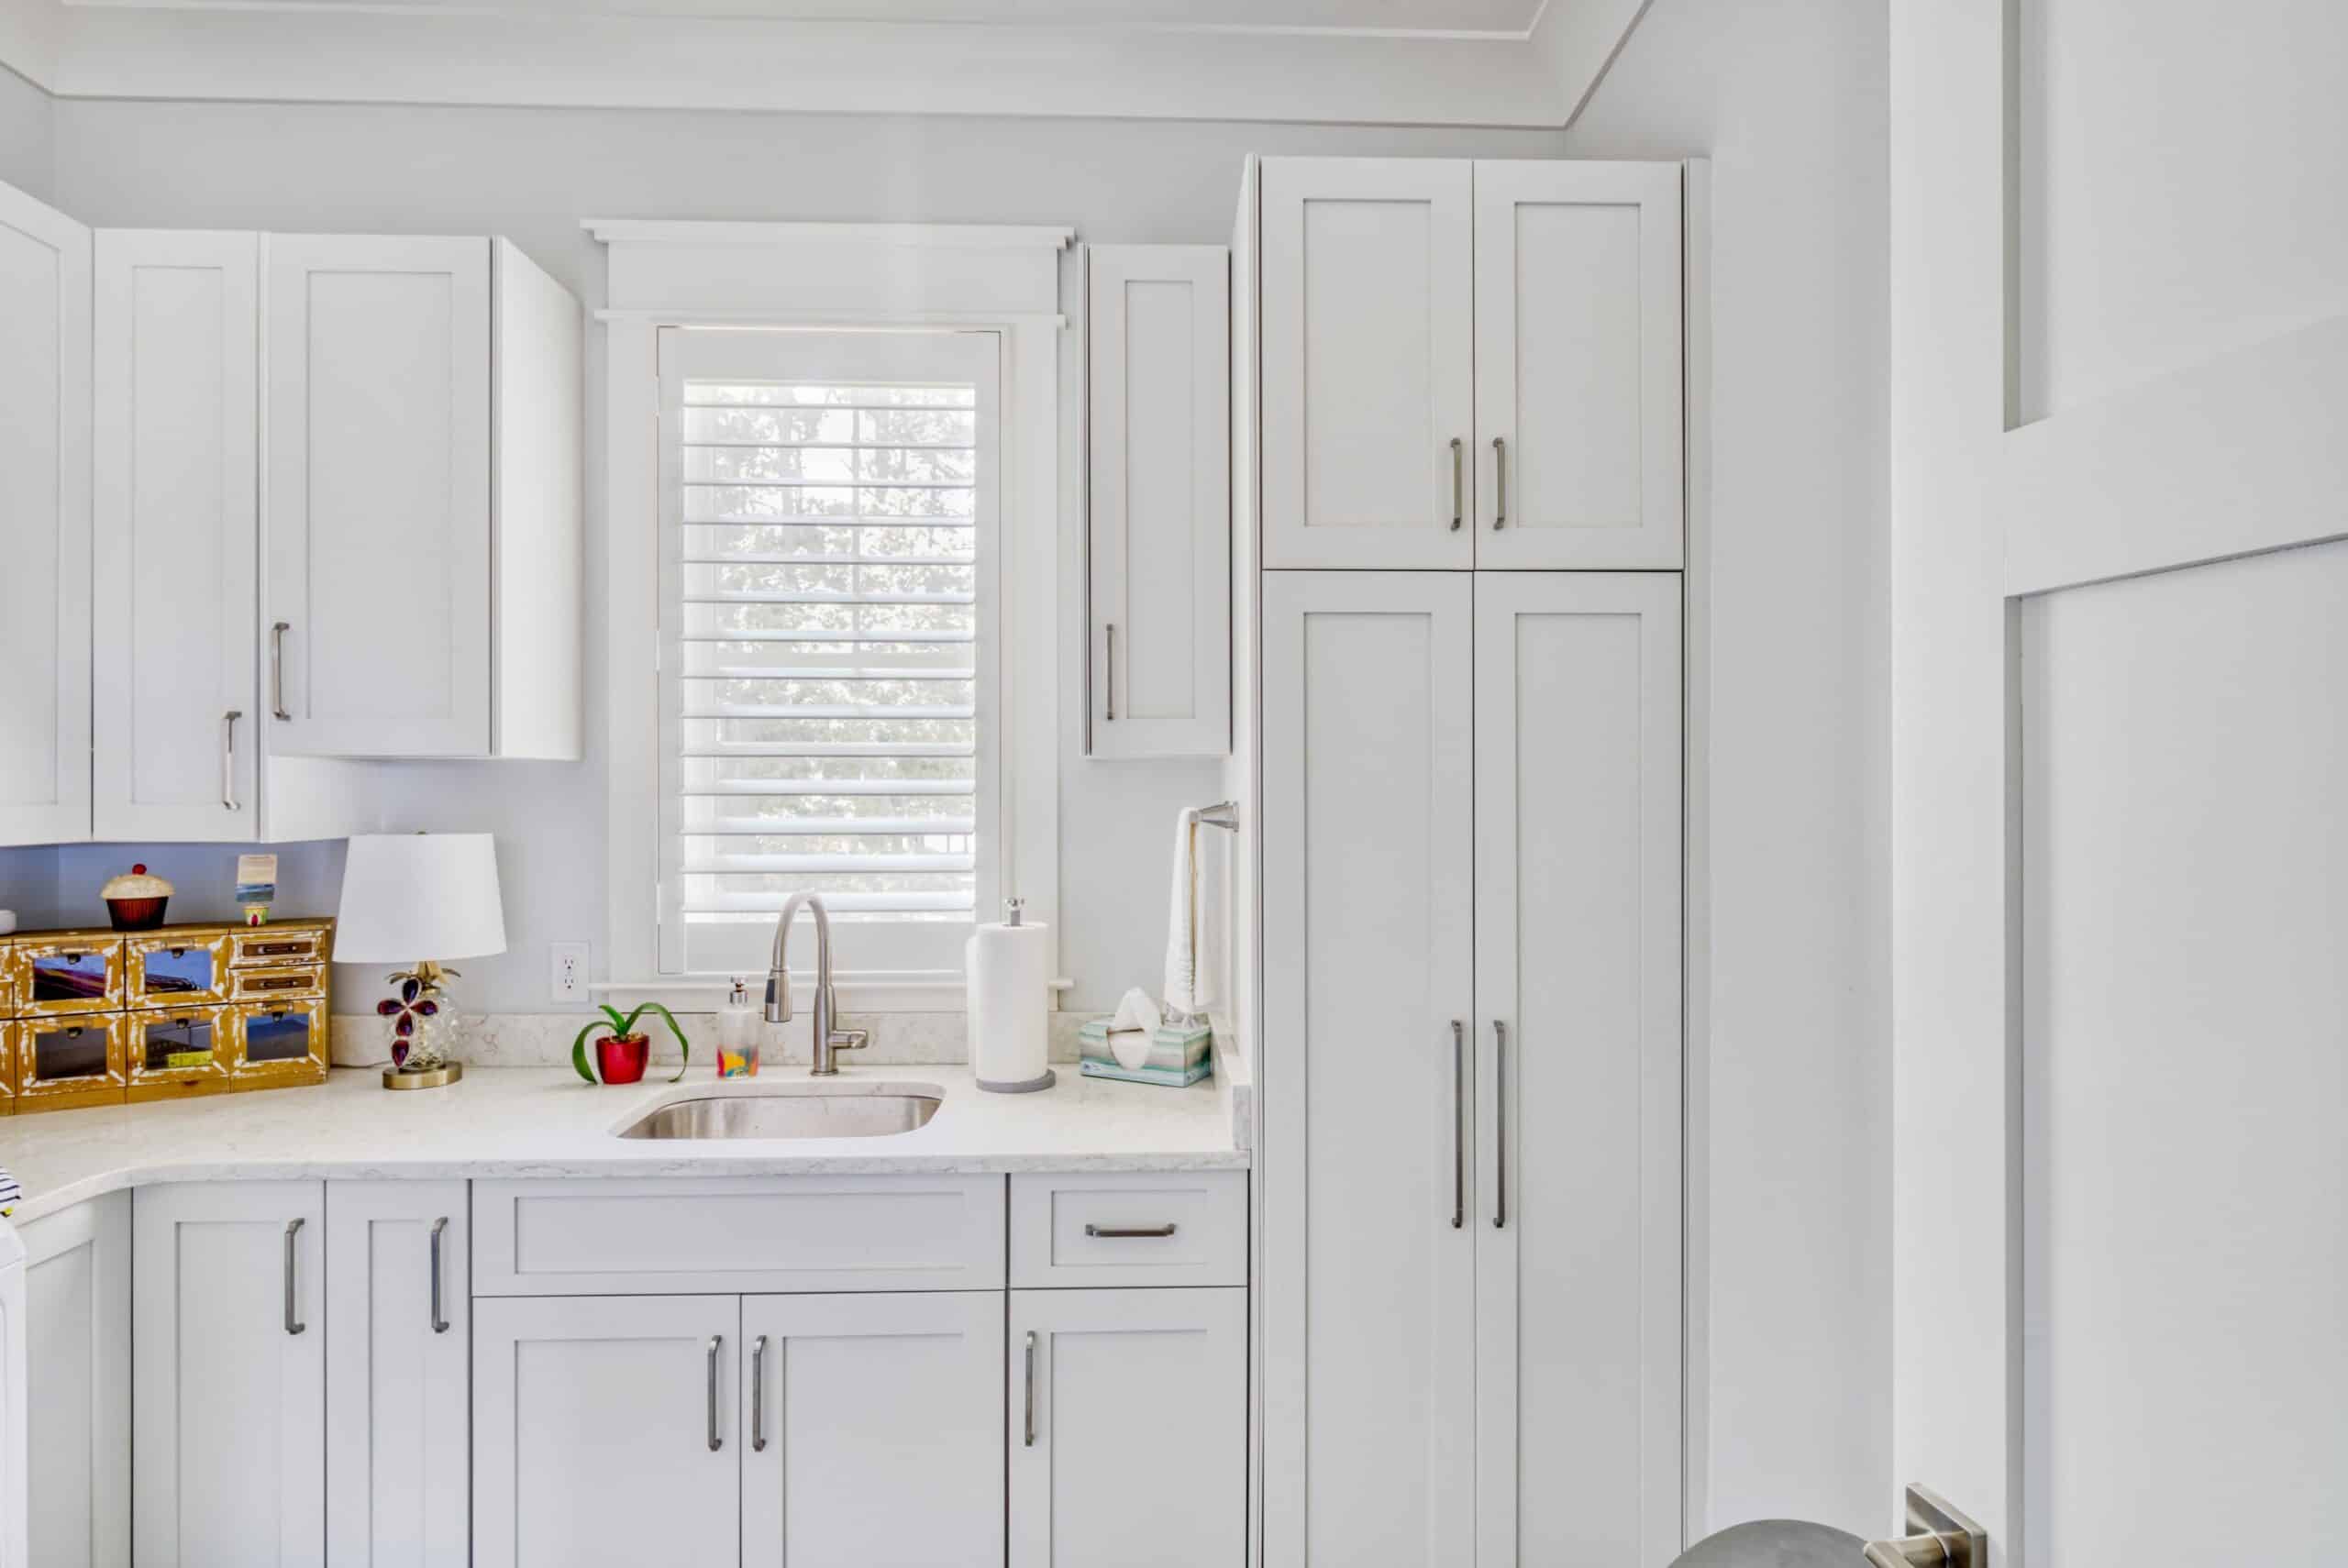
3;0;1653;127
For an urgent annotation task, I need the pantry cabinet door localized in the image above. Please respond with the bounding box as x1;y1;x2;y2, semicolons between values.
1009;1287;1247;1568
93;229;261;840
1472;572;1683;1565
264;234;491;757
1473;160;1684;569
326;1181;470;1566
131;1180;327;1568
740;1291;1002;1568
1261;570;1477;1567
1259;158;1475;569
472;1294;740;1568
0;182;93;845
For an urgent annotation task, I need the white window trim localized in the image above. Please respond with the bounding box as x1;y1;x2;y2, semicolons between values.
593;220;1069;1010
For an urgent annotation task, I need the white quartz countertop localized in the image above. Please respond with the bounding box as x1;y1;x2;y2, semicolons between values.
0;1060;1248;1224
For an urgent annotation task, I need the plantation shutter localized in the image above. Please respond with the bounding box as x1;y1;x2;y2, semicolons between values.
656;328;1002;976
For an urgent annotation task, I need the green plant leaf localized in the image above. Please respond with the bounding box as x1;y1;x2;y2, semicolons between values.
634;1000;692;1083
570;1019;615;1084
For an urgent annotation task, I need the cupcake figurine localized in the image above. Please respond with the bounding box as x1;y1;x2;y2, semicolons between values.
101;864;174;931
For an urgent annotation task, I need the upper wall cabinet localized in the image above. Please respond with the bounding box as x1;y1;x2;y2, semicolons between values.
94;230;262;842
1085;243;1231;758
264;235;581;760
1255;156;1683;571
0;182;94;848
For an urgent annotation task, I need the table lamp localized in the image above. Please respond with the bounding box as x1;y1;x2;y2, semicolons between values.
335;832;507;1089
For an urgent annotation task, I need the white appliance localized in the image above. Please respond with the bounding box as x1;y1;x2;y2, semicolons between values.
0;1216;26;1568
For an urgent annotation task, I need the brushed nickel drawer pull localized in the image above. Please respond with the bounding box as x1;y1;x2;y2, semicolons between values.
1105;623;1117;723
1023;1331;1038;1448
1492;1019;1510;1230
751;1334;770;1452
1451;1019;1466;1230
1491;436;1508;530
283;1217;305;1335
271;622;292;720
706;1335;724;1452
1449;436;1464;530
1084;1223;1178;1239
222;710;242;812
429;1217;450;1334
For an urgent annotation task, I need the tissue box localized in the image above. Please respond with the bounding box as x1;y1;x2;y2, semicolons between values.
1078;1020;1213;1087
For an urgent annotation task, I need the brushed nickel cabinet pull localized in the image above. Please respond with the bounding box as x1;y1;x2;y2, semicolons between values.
1491;436;1508;530
1023;1330;1038;1448
429;1217;450;1334
221;711;242;812
1451;1019;1467;1230
1084;1223;1178;1239
1492;1020;1510;1229
283;1217;305;1335
751;1335;770;1452
1449;437;1464;530
271;622;292;720
706;1335;724;1452
1105;623;1117;723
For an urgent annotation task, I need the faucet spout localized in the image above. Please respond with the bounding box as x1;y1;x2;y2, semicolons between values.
763;893;868;1075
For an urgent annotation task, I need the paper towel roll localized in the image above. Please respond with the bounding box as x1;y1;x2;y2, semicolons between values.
966;914;1054;1093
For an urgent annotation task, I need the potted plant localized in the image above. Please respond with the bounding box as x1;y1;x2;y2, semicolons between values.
571;1001;692;1086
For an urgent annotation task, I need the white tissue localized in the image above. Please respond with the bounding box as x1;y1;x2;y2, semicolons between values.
1107;988;1162;1071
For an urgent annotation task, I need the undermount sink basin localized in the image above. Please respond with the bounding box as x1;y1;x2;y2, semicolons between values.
617;1090;942;1141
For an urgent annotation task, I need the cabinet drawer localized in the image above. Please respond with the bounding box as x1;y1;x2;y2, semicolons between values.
10;934;125;1015
1010;1171;1247;1288
472;1176;1007;1296
127;931;233;1006
228;964;323;1001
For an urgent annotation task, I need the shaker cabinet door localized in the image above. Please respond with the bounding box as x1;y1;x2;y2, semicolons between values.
93;229;260;840
131;1181;327;1568
1472;160;1683;569
471;1294;740;1568
0;182;93;845
263;234;491;758
1259;159;1475;569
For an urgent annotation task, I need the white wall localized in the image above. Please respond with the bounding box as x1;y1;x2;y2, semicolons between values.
43;101;1567;1012
1564;0;1891;1540
0;65;49;201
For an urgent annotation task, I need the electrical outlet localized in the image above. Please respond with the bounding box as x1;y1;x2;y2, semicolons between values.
550;942;590;1004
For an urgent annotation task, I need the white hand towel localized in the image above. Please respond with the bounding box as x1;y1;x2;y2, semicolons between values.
1108;987;1161;1072
1163;806;1221;1023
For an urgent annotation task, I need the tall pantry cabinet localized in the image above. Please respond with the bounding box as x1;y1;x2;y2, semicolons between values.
1238;154;1688;1566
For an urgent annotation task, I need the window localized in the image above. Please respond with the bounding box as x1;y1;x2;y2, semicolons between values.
656;328;1003;977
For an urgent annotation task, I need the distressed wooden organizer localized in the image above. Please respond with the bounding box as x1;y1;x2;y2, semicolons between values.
0;919;334;1113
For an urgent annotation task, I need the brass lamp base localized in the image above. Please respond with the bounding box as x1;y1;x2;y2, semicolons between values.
382;1062;463;1090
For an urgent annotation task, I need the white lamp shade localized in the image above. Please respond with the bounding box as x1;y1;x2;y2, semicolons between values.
334;834;508;963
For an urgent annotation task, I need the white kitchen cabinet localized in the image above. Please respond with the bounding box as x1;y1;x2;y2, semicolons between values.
1251;155;1684;572
0;180;93;847
1472;161;1683;568
93;230;260;841
326;1181;469;1567
1085;243;1231;757
1260;570;1477;1565
18;1195;130;1568
264;234;581;761
740;1291;1002;1568
1469;572;1681;1563
1009;1286;1247;1568
131;1180;326;1568
1259;570;1683;1566
1259;158;1475;570
471;1294;740;1568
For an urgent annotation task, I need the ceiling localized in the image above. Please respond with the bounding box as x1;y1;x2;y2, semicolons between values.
59;0;1550;33
4;0;1641;127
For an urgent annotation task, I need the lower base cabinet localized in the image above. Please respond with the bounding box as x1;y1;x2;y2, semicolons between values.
131;1180;327;1568
1010;1286;1248;1568
20;1194;130;1568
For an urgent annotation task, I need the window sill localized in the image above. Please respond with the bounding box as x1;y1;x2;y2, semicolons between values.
592;974;1074;1014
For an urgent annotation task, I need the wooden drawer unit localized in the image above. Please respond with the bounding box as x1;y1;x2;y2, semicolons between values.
17;1013;130;1110
127;930;234;1007
1010;1171;1248;1288
126;1004;238;1102
231;927;330;968
11;933;126;1016
472;1176;1009;1297
231;996;328;1087
0;1022;15;1114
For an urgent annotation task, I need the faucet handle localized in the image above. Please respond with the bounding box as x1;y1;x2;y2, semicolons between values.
828;1028;869;1055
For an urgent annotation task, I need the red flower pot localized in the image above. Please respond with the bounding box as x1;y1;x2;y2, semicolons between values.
597;1033;651;1085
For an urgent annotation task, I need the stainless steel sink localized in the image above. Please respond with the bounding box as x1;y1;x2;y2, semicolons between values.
616;1090;941;1141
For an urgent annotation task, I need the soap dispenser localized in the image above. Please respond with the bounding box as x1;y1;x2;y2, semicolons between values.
715;977;761;1077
